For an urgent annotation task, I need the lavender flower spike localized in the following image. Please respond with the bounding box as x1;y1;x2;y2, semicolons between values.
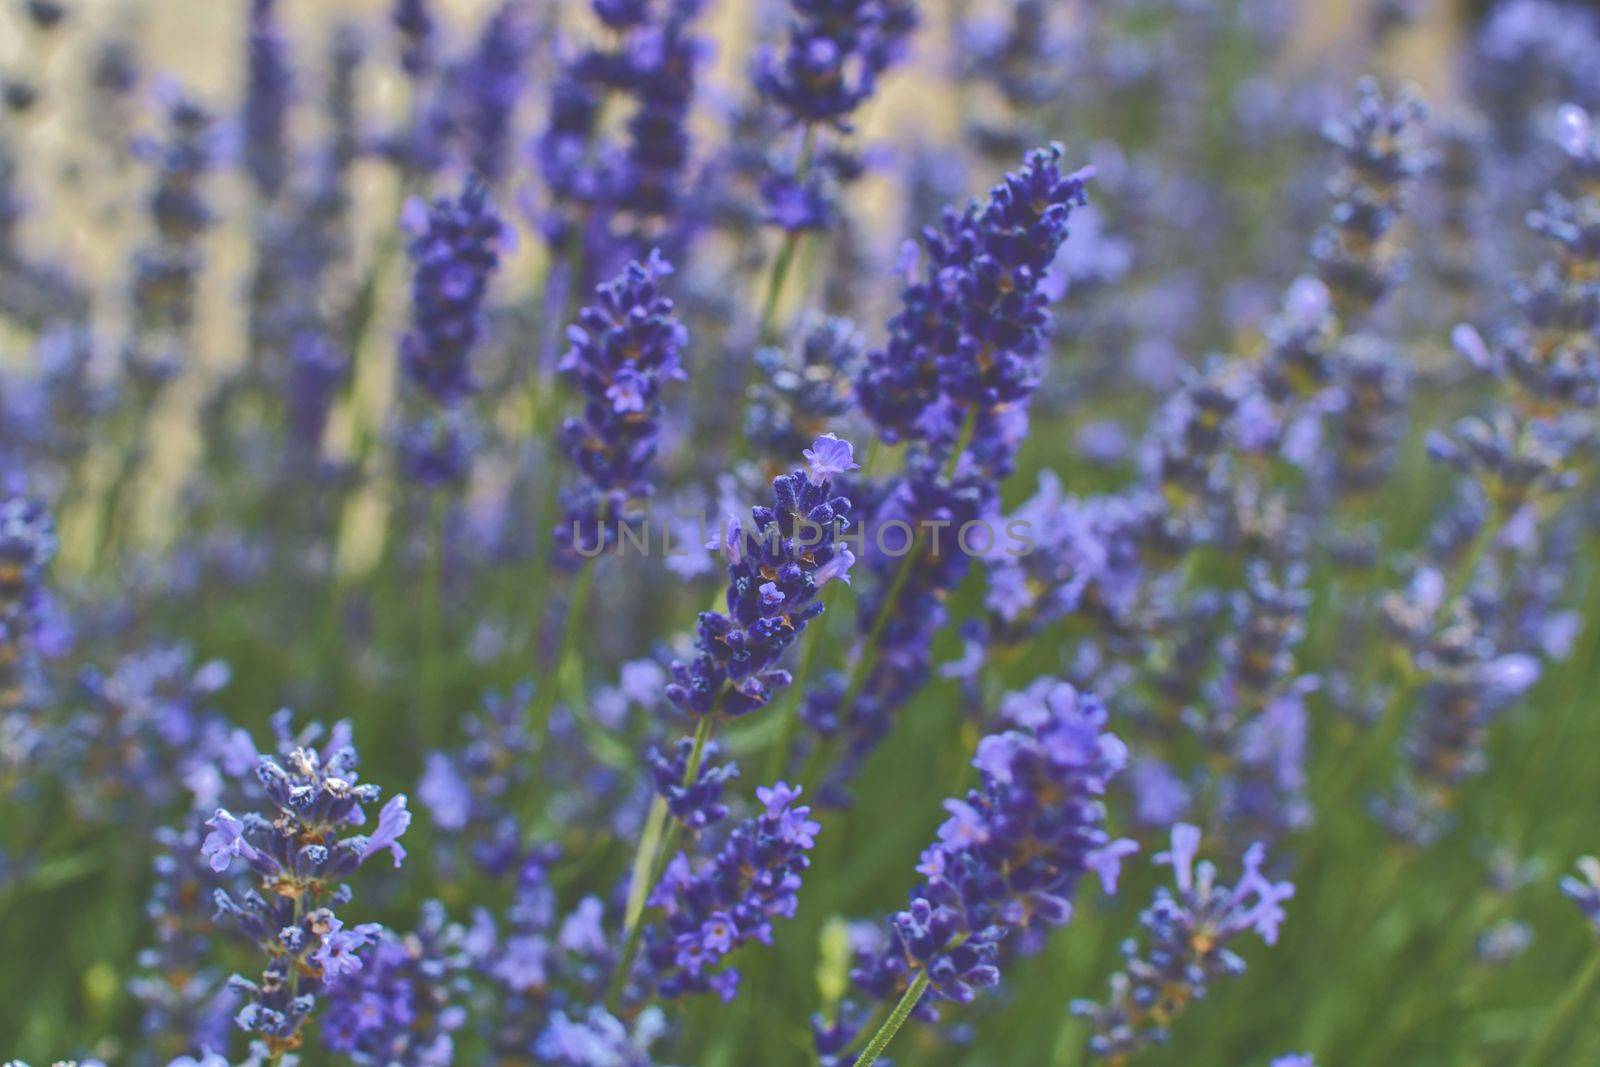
556;250;688;561
395;177;509;488
851;680;1133;1015
631;781;822;1001
205;718;411;1061
665;436;856;716
1072;824;1295;1060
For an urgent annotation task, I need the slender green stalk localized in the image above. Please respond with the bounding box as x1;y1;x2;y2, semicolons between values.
755;125;816;345
1515;952;1600;1067
608;710;717;1008
528;555;598;739
855;971;930;1067
419;493;447;749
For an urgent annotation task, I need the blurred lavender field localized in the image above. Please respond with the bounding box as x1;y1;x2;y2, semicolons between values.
1;0;1599;1065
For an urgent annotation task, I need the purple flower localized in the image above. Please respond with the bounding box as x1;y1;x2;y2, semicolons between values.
398;177;507;405
852;679;1132;1010
630;783;821;1001
1074;825;1295;1059
200;808;262;873
204;719;408;1053
665;443;855;717
313;919;383;981
555;250;688;561
360;794;413;867
803;433;859;486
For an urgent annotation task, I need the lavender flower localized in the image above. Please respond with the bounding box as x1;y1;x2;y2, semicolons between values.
665;437;856;716
754;0;918;131
133;816;240;1059
751;0;917;232
455;0;538;186
320;901;472;1065
204;718;411;1060
1072;824;1294;1059
242;0;291;202
646;737;739;829
398;178;508;403
851;680;1132;1011
556;250;688;559
856;144;1090;478
395;178;508;487
1561;856;1600;935
745;316;863;466
632;782;821;1001
128;88;215;386
1312;79;1429;323
534;0;706;271
0;491;55;710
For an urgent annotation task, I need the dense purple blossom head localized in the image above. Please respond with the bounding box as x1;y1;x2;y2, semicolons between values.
665;437;855;716
398;177;509;403
1073;825;1294;1059
754;0;918;131
631;782;821;1001
856;144;1089;477
241;0;291;200
852;679;1131;1009
556;249;688;559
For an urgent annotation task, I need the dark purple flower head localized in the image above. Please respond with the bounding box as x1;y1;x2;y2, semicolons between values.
455;0;538;185
632;782;821;1001
754;0;919;131
393;0;435;78
242;0;291;201
556;250;688;560
398;177;509;403
853;679;1132;1009
1073;824;1294;1059
665;437;856;717
857;144;1090;478
320;901;472;1065
647;737;739;829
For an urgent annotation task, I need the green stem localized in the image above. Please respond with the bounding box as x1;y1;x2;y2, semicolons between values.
1515;952;1600;1067
419;494;447;750
607;711;717;1008
755;125;816;345
855;971;930;1067
529;555;598;740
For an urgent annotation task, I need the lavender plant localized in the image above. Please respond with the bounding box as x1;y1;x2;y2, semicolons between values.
2;3;1600;1065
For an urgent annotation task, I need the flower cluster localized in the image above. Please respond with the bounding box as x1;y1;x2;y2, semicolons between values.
857;144;1090;477
1072;824;1294;1059
555;250;688;560
0;492;55;710
202;719;411;1060
850;680;1133;1012
632;782;821;1001
395;177;508;487
744;315;863;468
665;435;857;717
127;89;215;386
534;0;706;268
753;0;918;230
320;901;473;1065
